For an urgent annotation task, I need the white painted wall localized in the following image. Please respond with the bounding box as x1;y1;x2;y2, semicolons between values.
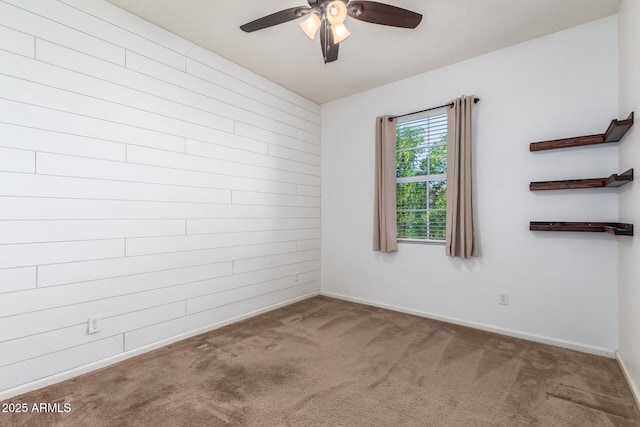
617;0;640;404
0;0;320;399
321;17;620;354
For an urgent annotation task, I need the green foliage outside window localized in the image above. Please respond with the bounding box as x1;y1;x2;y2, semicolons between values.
396;119;447;241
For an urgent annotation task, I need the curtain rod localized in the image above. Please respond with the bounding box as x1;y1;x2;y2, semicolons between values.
388;97;480;122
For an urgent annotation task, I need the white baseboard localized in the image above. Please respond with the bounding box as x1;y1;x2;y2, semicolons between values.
321;291;616;358
616;351;640;409
0;291;320;402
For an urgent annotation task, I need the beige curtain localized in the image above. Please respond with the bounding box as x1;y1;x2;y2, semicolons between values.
446;96;478;258
373;115;398;253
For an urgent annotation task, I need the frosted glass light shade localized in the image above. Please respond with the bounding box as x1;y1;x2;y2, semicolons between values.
300;13;321;40
327;1;348;25
331;23;351;43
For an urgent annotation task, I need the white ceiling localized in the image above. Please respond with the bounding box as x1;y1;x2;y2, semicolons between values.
106;0;619;104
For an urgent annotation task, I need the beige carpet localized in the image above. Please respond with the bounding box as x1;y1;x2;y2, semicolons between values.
1;296;639;426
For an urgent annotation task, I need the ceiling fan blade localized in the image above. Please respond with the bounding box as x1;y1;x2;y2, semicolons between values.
348;1;422;29
240;6;311;32
320;20;339;63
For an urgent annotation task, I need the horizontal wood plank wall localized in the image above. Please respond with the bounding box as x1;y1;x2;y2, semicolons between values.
0;0;321;396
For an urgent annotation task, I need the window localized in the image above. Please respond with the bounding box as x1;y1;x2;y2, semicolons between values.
396;108;447;242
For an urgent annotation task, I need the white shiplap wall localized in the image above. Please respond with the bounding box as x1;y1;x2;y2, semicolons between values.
0;0;320;399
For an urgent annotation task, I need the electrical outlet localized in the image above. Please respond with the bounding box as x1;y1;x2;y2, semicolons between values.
499;293;509;306
293;272;299;282
88;316;102;334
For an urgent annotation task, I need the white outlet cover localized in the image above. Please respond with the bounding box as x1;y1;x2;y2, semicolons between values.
88;316;102;334
499;293;509;305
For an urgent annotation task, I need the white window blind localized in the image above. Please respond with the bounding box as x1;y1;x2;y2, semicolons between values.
396;108;447;242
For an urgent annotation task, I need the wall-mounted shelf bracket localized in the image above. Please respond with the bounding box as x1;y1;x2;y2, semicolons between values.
530;169;634;191
529;112;634;152
530;221;634;236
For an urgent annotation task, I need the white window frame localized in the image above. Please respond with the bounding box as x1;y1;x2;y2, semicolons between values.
396;107;447;245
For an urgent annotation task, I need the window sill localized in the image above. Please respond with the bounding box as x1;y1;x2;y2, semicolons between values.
397;239;445;246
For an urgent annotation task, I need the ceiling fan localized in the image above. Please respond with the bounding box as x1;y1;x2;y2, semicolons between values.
240;1;422;64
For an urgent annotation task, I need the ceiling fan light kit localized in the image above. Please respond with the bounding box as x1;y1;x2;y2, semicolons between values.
326;1;351;43
300;13;322;39
331;22;351;43
327;1;348;24
240;0;423;64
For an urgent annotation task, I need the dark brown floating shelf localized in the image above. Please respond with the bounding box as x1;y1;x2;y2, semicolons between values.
529;112;634;152
530;168;634;191
530;221;634;236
